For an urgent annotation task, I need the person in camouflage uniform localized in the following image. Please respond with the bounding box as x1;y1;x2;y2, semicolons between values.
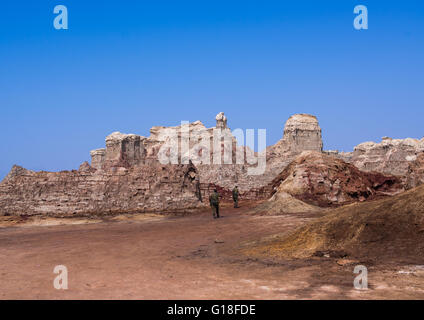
209;189;220;219
232;186;239;208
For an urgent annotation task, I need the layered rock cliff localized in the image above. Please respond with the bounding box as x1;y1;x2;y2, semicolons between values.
1;112;423;216
333;136;424;188
0;113;326;216
86;112;324;193
0;162;203;216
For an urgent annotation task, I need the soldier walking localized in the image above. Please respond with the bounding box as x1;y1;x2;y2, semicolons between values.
232;186;240;208
209;189;220;219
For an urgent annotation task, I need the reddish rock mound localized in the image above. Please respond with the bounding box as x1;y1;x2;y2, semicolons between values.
268;151;404;207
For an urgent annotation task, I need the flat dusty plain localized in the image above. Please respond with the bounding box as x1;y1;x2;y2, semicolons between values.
1;204;423;299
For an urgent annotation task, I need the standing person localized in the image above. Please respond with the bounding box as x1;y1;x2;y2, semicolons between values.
209;189;220;219
232;186;240;208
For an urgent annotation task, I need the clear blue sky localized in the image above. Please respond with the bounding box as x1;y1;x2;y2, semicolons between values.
1;1;423;179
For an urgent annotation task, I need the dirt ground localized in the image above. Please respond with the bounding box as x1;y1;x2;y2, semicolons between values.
1;204;424;300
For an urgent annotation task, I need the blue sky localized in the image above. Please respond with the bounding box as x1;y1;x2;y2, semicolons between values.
1;1;423;179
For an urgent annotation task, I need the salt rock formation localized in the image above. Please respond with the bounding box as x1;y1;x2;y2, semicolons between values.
261;114;324;188
405;153;424;188
193;113;324;193
2;165;34;182
268;151;403;207
0;112;263;216
0;162;203;216
0;112;329;216
89;132;147;170
105;132;146;168
5;112;410;217
334;137;424;187
91;118;237;169
268;114;323;156
215;112;227;129
281;114;323;153
90;149;106;170
87;112;324;193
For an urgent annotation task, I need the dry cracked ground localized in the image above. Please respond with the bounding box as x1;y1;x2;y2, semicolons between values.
1;203;424;300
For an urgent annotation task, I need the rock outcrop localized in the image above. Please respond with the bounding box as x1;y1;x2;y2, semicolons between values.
405;153;424;189
2;165;34;182
268;151;404;207
261;114;324;189
88;112;325;193
215;112;228;129
90;149;106;170
280;114;323;153
332;137;424;188
0;162;203;216
340;137;424;175
1;112;421;217
268;114;323;156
